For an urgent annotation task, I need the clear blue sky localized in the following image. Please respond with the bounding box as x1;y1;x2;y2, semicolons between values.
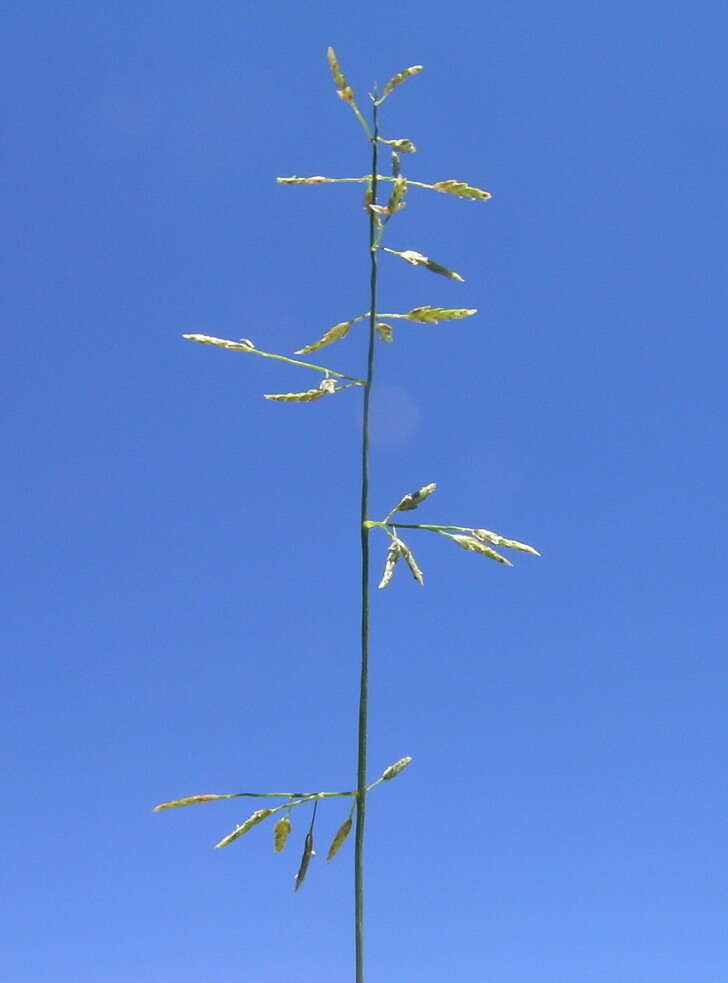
4;2;727;981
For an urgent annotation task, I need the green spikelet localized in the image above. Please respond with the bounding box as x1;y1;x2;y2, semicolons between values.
378;541;402;589
214;808;275;849
397;538;425;585
381;65;424;99
326;816;353;861
380;757;413;782
274;815;292;854
294;831;315;891
431;179;492;201
405;306;478;324
327;46;354;104
153;793;232;812
183;334;257;352
296;320;353;354
472;528;541;556
387;176;407;214
381;137;417;153
384;249;463;281
263;388;329;403
449;534;512;566
394;483;437;512
276;175;334;185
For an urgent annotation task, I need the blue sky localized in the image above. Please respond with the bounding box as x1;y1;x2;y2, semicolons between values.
3;2;727;981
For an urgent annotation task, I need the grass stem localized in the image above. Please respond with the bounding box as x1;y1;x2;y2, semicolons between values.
355;96;379;983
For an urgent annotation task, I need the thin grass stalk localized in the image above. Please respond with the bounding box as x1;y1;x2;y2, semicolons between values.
355;97;379;983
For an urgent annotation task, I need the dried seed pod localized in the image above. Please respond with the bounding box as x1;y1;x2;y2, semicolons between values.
326;816;353;861
380;757;413;782
214;808;275;849
375;323;394;343
273;815;292;854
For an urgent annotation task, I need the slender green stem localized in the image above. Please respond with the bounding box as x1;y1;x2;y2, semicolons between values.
355;98;379;983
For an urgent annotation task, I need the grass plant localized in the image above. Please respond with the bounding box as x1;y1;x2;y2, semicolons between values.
155;48;539;982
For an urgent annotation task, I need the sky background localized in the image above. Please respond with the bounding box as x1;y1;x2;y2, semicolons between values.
3;2;727;981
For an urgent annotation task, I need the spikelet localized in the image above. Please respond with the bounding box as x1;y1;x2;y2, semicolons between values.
380;757;413;782
394;483;437;513
387;176;407;214
449;534;512;566
153;793;231;812
472;528;541;556
385;249;463;281
381;137;417;153
397;538;425;585
375;322;394;343
294;831;315;891
391;152;401;178
327;46;355;104
273;815;292;854
295;320;353;355
431;179;492;201
264;388;329;403
214;808;275;849
378;541;402;589
183;334;257;352
277;175;334;185
326;816;353;861
382;65;424;99
405;306;478;324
